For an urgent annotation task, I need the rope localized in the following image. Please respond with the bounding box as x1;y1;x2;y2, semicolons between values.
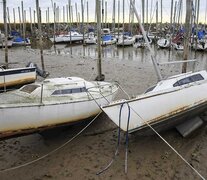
129;106;206;180
0;111;101;173
96;103;123;175
124;103;131;174
97;102;131;175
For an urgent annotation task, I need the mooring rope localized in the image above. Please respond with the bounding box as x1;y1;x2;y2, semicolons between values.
129;106;206;180
0;111;101;173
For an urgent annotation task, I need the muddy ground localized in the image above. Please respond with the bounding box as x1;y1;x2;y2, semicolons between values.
0;46;206;180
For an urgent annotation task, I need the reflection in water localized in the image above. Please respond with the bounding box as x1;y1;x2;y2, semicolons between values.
45;44;207;71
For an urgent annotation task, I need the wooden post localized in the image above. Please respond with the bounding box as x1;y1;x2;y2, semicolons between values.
182;0;192;73
13;8;16;30
160;0;163;31
53;2;56;49
81;0;85;43
112;0;115;32
118;0;120;37
21;1;26;46
146;0;148;24
96;0;102;80
68;0;72;45
123;0;125;35
156;1;158;40
105;1;107;27
47;7;50;33
63;6;65;23
170;0;174;33
142;0;145;24
3;0;8;68
87;1;89;28
7;7;11;34
75;3;78;29
101;0;104;28
18;6;22;35
29;7;33;35
71;5;74;24
36;0;45;71
34;10;36;28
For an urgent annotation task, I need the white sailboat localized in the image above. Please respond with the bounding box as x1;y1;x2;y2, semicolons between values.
0;66;36;90
102;71;207;133
117;35;135;46
0;77;119;139
101;1;207;135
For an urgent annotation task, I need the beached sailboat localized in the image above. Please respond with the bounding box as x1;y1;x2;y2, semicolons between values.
102;70;207;133
0;66;36;90
101;1;206;135
0;77;118;139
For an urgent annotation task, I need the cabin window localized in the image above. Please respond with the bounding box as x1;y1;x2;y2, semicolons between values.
173;74;204;87
52;87;86;95
20;85;40;93
145;85;156;93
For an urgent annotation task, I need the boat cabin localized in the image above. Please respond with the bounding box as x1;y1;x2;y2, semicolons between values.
145;71;207;94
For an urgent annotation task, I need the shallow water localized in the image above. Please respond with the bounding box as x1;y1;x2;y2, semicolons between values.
44;44;207;64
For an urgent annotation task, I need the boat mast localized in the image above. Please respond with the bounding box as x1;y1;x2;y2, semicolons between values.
129;0;163;81
182;0;192;73
3;0;8;68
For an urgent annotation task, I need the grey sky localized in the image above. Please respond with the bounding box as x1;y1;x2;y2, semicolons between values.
0;0;207;23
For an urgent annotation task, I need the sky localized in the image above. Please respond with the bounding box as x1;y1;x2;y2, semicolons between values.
0;0;207;24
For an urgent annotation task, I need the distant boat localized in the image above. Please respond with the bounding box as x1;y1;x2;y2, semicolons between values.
12;36;31;46
0;77;119;139
0;31;12;48
50;31;83;43
84;32;97;45
117;34;135;46
102;70;207;134
0;66;36;90
133;35;152;48
101;35;117;46
157;38;171;48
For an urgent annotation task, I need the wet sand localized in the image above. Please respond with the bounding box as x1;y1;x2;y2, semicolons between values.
0;45;207;180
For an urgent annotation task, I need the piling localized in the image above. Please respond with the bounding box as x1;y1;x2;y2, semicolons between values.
3;0;8;68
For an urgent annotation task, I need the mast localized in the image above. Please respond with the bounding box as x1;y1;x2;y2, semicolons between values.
129;0;162;81
182;0;192;73
3;0;8;68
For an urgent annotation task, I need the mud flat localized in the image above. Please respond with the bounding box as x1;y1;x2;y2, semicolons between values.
0;46;206;180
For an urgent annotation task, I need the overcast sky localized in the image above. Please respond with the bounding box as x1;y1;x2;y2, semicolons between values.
0;0;207;24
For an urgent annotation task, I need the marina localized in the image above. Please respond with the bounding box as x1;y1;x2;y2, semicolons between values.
0;0;207;179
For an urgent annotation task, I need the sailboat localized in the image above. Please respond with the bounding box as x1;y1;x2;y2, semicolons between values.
101;1;207;135
0;77;119;139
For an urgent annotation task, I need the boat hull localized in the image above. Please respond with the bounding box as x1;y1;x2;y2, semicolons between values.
0;91;116;139
0;67;36;89
102;82;207;134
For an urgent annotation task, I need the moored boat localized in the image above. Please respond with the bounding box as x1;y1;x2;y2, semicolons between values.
0;77;119;139
0;66;36;90
102;70;207;134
